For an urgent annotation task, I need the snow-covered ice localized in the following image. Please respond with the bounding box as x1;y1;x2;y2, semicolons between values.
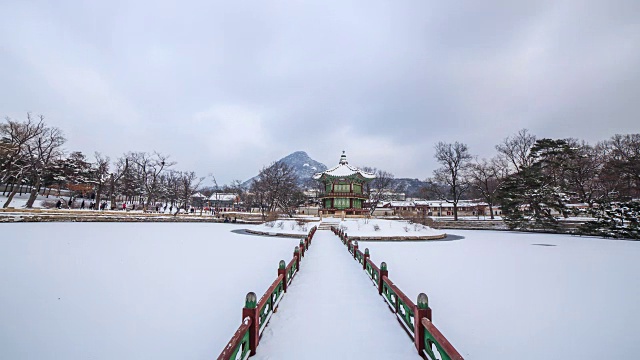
2;223;638;359
0;223;300;360
360;230;640;359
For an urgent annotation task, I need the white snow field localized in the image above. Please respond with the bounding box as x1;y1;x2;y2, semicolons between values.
338;218;445;238
253;230;419;360
0;223;300;360
360;230;640;359
248;218;445;239
249;219;321;235
2;223;639;359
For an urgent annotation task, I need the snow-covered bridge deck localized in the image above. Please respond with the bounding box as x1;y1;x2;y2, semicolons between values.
253;230;419;359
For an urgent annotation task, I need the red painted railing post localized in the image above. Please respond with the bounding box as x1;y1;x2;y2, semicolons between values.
294;246;300;270
379;262;388;295
278;260;287;293
363;248;369;270
353;241;358;259
415;293;433;355
242;292;259;355
299;239;305;257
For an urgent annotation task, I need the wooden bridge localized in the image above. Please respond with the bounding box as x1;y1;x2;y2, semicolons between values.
217;224;464;360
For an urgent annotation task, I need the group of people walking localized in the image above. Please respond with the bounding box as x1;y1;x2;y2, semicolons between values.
53;199;238;218
55;198;106;210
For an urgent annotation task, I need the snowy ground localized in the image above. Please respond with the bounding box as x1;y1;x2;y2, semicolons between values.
337;218;445;238
0;223;300;360
360;230;640;359
0;194;49;208
249;219;321;235
249;218;445;239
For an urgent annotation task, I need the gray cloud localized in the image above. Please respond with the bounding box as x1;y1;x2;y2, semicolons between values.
1;0;638;184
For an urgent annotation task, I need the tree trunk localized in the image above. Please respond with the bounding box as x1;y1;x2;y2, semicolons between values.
108;174;117;210
453;203;458;221
489;203;494;220
25;177;42;208
3;175;24;208
95;186;102;210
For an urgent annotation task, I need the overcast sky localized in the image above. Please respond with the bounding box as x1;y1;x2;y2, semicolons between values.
1;1;638;184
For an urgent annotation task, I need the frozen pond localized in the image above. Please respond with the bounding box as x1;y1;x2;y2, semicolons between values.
0;223;300;360
1;224;638;359
361;230;640;359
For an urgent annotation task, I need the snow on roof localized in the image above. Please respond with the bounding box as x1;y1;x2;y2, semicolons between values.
390;201;414;207
312;152;375;180
208;193;237;202
191;192;207;198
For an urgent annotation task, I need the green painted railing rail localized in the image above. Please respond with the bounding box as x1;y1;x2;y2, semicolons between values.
218;317;252;360
285;259;297;285
383;277;416;336
422;317;464;360
257;274;285;336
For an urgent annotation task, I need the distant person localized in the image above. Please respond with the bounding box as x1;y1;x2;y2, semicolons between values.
56;199;62;209
80;200;85;209
132;204;136;211
122;203;127;211
155;205;159;212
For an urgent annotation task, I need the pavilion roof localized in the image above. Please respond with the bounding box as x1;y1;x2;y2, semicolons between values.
312;151;376;180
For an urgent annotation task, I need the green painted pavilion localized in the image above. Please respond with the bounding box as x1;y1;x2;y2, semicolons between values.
313;152;375;216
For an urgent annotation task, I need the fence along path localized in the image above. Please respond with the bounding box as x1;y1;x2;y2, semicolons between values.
252;230;419;359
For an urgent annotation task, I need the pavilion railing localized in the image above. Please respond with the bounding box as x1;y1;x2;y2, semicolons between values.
217;226;317;359
319;192;368;199
331;226;464;360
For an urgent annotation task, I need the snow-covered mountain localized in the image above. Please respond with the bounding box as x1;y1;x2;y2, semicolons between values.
242;151;328;187
242;151;426;194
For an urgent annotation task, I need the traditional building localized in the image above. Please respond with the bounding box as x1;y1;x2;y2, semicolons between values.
313;152;375;216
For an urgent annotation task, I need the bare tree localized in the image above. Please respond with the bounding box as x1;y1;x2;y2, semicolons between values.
496;129;537;173
250;161;303;218
89;152;110;209
1;114;46;207
467;156;508;219
424;141;473;221
175;171;203;215
23;126;66;208
108;155;129;209
131;151;175;210
564;140;605;207
362;167;395;215
599;134;640;200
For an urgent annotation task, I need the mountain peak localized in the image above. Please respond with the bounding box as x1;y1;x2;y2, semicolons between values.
243;151;328;187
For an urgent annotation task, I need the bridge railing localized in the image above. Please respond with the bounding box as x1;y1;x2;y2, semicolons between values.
217;226;317;359
331;226;464;360
217;317;252;360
